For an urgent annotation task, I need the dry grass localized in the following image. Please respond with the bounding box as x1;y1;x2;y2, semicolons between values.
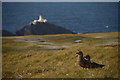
2;32;119;78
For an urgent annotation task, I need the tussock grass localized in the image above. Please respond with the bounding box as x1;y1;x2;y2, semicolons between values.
2;32;119;78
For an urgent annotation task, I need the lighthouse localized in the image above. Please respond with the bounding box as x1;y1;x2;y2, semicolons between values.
38;15;42;22
32;15;47;25
38;15;47;23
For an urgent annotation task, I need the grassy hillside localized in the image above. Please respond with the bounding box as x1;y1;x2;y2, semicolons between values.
2;32;119;78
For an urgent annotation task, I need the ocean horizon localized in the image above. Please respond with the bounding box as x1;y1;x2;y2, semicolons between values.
2;2;118;34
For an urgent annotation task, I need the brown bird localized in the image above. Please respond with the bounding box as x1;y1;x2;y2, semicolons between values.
84;55;90;62
76;51;104;68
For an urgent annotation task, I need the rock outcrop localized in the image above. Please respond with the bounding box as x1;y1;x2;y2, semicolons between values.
16;22;75;36
1;30;16;36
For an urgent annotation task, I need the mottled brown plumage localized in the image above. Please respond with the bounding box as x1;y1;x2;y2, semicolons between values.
84;55;90;62
76;51;104;68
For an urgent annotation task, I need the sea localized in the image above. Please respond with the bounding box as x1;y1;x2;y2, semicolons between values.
2;2;118;33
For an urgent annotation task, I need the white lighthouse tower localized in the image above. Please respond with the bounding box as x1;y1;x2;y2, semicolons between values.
32;15;47;25
38;15;42;22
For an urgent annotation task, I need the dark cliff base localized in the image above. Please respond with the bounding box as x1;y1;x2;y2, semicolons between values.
16;22;75;36
1;30;16;36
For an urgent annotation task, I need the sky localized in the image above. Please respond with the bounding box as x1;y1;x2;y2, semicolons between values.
1;0;120;2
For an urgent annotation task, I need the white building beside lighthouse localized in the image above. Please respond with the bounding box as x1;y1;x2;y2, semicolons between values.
32;15;47;24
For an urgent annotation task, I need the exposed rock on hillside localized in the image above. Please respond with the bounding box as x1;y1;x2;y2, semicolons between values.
16;22;75;36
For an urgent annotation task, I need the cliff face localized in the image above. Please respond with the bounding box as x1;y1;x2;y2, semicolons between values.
16;22;75;36
1;30;16;36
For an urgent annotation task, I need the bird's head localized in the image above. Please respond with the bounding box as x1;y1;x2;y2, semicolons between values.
76;51;83;55
84;55;90;58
